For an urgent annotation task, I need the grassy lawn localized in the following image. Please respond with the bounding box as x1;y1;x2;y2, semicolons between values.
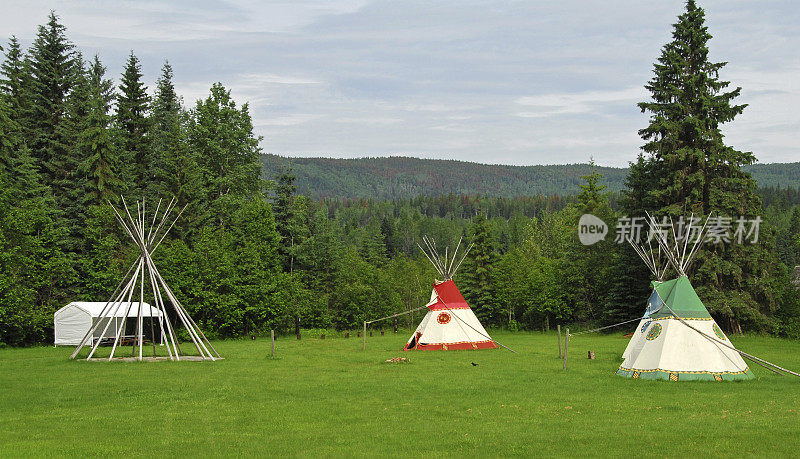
1;331;799;457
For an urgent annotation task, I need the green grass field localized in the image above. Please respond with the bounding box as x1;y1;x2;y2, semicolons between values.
1;331;799;457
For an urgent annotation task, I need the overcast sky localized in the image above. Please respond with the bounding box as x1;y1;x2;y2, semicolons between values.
1;1;798;167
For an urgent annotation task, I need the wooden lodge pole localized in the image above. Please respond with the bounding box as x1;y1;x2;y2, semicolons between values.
557;324;562;359
363;321;367;351
562;328;569;371
270;329;275;357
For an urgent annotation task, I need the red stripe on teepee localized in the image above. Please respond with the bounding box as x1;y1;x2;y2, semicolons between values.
415;340;498;351
428;279;471;311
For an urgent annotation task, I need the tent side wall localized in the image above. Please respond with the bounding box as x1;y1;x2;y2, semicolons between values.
54;303;130;346
54;306;93;346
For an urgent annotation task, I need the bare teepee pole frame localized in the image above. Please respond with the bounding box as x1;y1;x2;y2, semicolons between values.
70;197;220;361
627;225;669;281
417;235;473;281
645;212;712;278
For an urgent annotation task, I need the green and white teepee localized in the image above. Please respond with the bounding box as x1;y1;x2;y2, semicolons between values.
617;215;753;381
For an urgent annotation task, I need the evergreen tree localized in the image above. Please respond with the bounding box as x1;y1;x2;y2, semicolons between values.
272;165;297;269
80;55;122;205
149;61;201;227
380;216;397;256
55;54;93;249
360;217;388;267
0;36;27;119
116;51;150;196
148;62;202;237
460;213;500;325
604;154;654;325
776;207;800;268
576;158;608;215
562;163;614;323
23;12;77;177
634;0;783;330
0;82;72;345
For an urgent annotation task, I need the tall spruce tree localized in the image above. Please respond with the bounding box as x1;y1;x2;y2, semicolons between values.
562;161;614;323
80;55;122;205
150;61;201;217
55;54;92;250
633;0;782;330
0;36;27;120
116;51;150;196
605;155;653;325
272;165;298;269
24;12;77;184
460;213;500;325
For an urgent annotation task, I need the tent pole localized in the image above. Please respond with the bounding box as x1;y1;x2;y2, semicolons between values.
663;303;800;378
146;259;174;360
147;255;180;359
71;263;138;359
70;260;138;358
363;321;367;351
438;299;516;353
562;329;569;371
366;305;429;325
108;259;144;360
83;263;141;359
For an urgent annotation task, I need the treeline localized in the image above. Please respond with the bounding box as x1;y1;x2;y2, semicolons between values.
265;165;800;338
0;13;273;344
261;154;631;199
261;153;800;201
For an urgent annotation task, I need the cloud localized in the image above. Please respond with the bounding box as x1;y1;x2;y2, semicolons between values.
515;87;646;118
0;0;798;166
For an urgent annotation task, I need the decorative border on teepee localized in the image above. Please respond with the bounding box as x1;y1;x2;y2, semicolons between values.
616;365;753;381
649;316;714;322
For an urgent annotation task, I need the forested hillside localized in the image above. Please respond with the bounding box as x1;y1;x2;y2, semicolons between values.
262;154;800;200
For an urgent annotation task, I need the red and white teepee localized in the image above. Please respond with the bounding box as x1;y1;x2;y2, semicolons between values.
404;236;498;351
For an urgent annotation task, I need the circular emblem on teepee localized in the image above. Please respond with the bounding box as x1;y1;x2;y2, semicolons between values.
645;323;662;340
437;312;451;324
713;323;725;340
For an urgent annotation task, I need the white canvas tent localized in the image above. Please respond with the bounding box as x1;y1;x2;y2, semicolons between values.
54;302;161;346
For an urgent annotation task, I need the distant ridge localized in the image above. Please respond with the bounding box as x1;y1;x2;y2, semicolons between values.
261;154;800;200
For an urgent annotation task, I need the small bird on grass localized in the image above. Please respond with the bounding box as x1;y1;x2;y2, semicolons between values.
471;362;478;366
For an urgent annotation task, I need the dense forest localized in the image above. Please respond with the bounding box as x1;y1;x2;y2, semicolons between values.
262;154;800;200
1;8;799;347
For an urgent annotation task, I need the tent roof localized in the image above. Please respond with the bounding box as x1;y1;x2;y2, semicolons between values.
56;302;161;318
428;280;470;311
650;276;711;319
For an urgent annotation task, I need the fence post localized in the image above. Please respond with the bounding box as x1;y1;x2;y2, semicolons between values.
557;324;562;359
563;328;569;371
363;321;367;351
270;329;275;357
